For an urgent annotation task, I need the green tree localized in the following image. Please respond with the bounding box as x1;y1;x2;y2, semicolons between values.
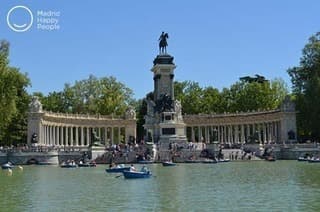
288;32;320;140
201;86;222;113
0;41;30;145
224;77;288;113
135;93;153;142
174;81;203;114
41;75;134;116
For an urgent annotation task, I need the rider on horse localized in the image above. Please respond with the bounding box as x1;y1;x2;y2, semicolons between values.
159;32;169;54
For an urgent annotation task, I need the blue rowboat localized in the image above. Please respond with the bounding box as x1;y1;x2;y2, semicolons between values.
106;167;130;173
122;170;152;179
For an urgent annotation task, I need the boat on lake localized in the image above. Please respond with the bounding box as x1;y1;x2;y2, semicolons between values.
217;159;230;163
60;161;77;168
201;159;217;164
122;170;152;179
38;162;57;165
297;157;310;162
78;161;96;167
308;158;320;163
162;161;176;166
185;160;200;163
1;162;14;170
106;164;130;173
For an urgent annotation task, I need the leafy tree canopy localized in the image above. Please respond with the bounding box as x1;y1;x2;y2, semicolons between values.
38;75;134;116
288;32;320;140
0;40;30;145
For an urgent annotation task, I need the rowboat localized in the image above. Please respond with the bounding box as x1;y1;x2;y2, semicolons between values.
78;162;96;167
1;162;14;170
297;157;309;162
201;159;217;164
60;162;77;168
308;158;320;163
162;161;176;166
106;166;130;173
122;170;152;179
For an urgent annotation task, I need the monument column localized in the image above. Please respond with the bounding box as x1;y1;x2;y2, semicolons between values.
144;32;187;149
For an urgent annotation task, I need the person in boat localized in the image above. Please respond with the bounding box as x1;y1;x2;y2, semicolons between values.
140;165;148;173
116;164;124;168
130;164;136;172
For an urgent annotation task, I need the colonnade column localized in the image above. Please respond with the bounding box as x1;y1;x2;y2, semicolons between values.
104;127;108;145
241;125;245;143
81;127;84;146
191;127;195;142
118;127;121;143
234;125;238;144
111;127;114;144
204;127;208;143
75;127;79;146
70;127;73;146
53;126;56;146
86;127;90;146
263;123;267;144
65;127;69;146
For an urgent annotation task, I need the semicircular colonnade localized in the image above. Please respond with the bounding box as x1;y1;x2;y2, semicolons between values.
28;111;137;147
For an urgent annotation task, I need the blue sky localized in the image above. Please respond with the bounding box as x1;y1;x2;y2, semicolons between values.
0;0;319;99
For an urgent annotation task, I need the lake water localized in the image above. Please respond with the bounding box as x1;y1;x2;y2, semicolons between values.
1;161;320;212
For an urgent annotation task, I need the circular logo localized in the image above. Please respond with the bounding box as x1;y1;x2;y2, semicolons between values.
7;5;33;32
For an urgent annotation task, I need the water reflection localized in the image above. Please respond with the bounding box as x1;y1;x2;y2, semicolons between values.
1;161;320;211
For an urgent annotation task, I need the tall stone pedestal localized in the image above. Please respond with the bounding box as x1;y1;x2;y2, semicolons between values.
144;54;187;150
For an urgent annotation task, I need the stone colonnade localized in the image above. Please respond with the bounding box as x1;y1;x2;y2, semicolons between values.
28;112;136;146
183;108;297;144
40;125;126;146
186;122;280;144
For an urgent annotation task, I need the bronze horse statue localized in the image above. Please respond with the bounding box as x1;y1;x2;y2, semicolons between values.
159;32;169;54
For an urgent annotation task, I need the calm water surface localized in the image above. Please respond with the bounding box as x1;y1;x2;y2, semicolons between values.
1;161;320;212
